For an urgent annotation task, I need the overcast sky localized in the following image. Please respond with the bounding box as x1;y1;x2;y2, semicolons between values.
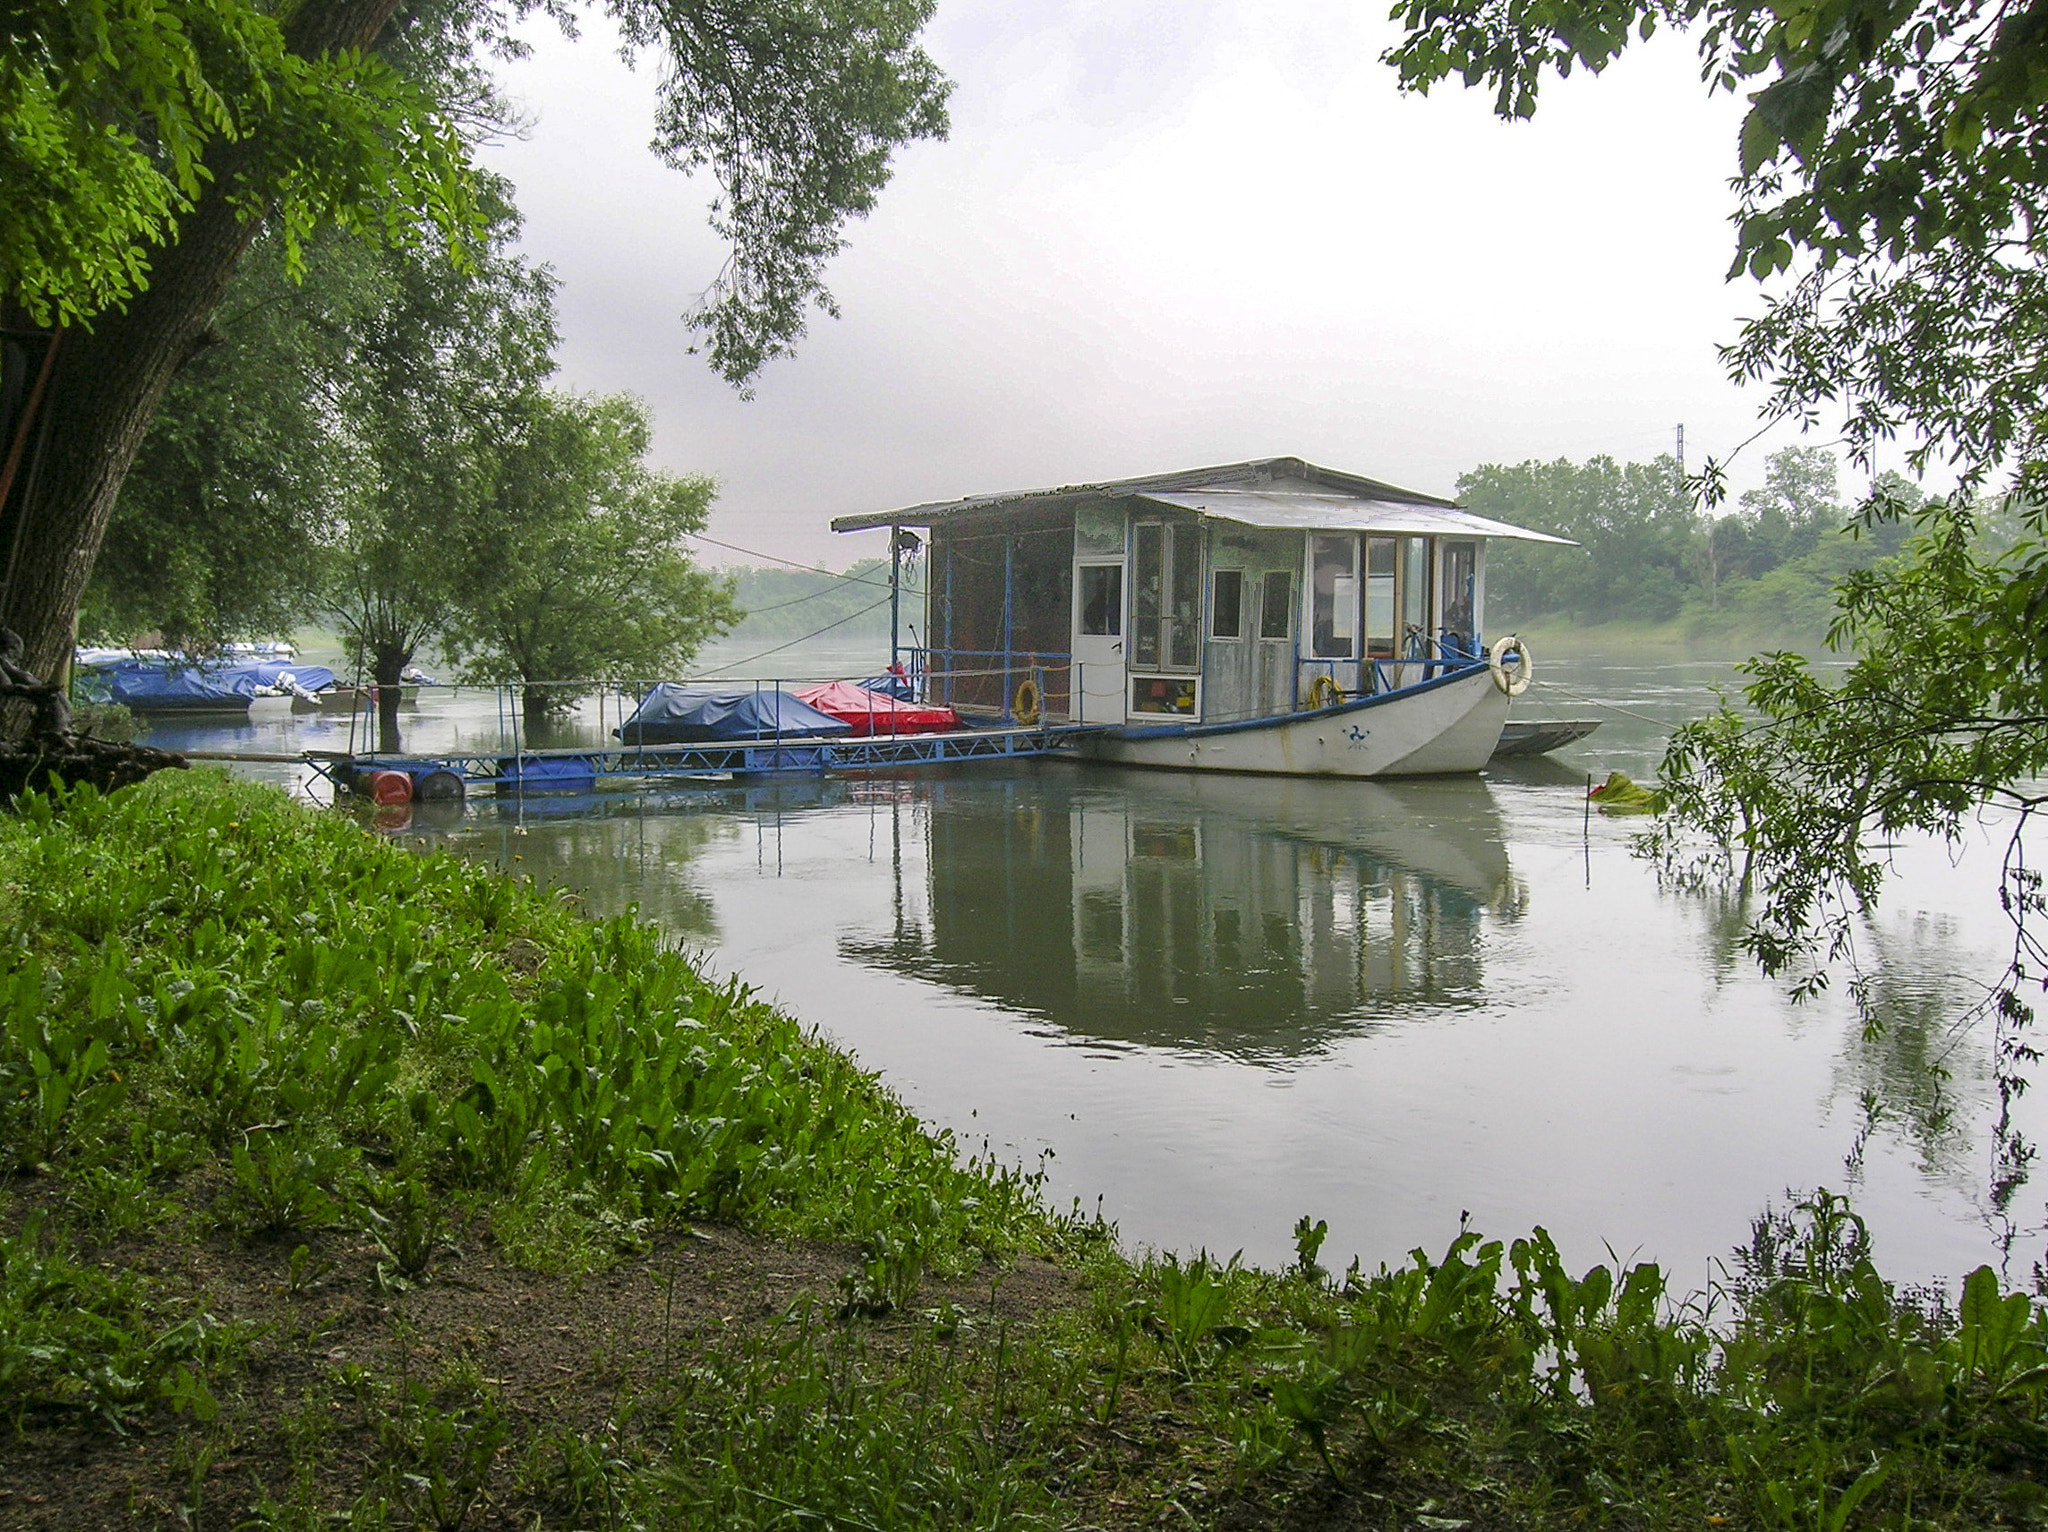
477;0;1814;570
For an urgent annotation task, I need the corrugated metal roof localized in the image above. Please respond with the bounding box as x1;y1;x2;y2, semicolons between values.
1134;491;1577;544
829;455;1461;534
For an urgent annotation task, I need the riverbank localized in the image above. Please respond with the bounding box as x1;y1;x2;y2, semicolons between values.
1;773;2043;1529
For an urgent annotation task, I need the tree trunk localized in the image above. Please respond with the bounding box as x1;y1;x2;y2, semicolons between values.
372;643;412;754
0;0;406;729
523;684;556;732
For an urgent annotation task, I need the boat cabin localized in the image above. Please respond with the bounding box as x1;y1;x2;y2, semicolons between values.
831;457;1570;726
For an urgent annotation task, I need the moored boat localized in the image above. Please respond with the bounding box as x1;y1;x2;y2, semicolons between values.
831;455;1571;778
77;653;335;713
793;679;960;736
1490;718;1601;758
614;684;854;745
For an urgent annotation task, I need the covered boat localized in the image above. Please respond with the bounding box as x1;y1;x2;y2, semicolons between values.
614;685;854;745
78;652;335;712
98;658;335;712
793;680;960;736
831;456;1574;778
104;664;257;713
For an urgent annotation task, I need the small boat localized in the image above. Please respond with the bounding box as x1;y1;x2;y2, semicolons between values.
793;679;960;736
1490;719;1601;758
107;665;255;714
84;656;335;713
831;455;1573;778
614;684;854;745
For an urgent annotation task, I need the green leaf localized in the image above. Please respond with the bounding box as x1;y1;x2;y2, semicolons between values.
1741;107;1782;177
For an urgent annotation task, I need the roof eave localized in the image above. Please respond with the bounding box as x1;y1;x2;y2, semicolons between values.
830;456;1459;534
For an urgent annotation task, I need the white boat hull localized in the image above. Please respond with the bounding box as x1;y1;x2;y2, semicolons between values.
1075;664;1510;778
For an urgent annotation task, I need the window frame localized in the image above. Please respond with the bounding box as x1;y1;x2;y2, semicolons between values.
1258;569;1293;641
1209;567;1245;640
1077;562;1124;638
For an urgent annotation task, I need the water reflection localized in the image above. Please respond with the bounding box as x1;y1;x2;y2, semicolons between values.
444;783;857;943
185;645;2033;1281
843;772;1524;1058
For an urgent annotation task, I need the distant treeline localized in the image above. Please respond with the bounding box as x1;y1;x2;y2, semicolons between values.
1466;447;1985;638
720;558;928;644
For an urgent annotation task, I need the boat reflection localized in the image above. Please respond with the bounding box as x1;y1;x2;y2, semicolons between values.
845;770;1525;1059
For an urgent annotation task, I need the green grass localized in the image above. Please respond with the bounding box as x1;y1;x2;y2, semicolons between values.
2;772;2045;1529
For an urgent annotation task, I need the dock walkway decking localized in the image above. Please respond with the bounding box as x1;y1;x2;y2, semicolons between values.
302;721;1104;795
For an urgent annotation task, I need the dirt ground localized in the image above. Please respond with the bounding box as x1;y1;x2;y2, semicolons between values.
0;1215;1086;1530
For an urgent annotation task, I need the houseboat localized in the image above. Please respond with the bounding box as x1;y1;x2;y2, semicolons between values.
831;456;1574;778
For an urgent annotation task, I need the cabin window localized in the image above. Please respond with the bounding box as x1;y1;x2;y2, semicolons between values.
1402;536;1432;655
1441;541;1477;655
1364;537;1397;659
1132;520;1203;673
1309;535;1357;659
1169;526;1203;667
1259;571;1292;639
1210;569;1244;639
1131;675;1198;714
1079;564;1122;636
1132;523;1163;669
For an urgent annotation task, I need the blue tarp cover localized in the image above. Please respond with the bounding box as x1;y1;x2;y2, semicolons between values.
615;685;854;745
226;660;336;693
96;658;336;710
107;664;257;710
860;669;914;699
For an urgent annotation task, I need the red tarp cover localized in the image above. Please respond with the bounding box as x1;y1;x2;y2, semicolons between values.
793;681;960;736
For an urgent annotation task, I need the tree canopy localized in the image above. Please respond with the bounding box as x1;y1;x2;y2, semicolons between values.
0;0;948;378
1458;446;1921;634
0;0;478;328
0;0;950;688
439;388;740;724
88;178;738;746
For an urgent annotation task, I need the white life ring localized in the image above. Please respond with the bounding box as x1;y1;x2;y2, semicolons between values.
1488;635;1533;697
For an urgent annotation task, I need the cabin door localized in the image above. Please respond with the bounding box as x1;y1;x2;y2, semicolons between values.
1072;559;1128;723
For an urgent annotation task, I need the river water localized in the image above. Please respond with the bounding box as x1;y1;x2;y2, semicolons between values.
143;639;2046;1292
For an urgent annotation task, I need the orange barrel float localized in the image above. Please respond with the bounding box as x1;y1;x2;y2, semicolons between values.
364;769;413;806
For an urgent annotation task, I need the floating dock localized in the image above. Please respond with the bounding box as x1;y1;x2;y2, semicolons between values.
303;721;1103;799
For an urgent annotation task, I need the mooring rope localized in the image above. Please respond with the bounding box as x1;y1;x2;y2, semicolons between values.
1523;677;1682;730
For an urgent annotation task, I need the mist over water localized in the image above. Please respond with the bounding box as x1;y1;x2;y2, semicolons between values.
146;640;2046;1290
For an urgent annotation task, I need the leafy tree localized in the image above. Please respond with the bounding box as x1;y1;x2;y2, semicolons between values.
1457;455;1697;623
1686;446;1844;604
321;182;557;750
1729;446;1839;577
439;389;740;727
0;0;470;330
0;0;949;693
80;231;378;652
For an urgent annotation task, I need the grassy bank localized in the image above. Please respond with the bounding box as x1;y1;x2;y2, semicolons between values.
2;774;2045;1529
